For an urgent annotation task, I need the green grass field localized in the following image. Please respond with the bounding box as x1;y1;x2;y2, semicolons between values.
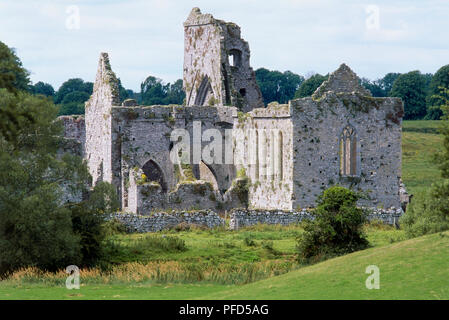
402;120;444;195
0;120;447;300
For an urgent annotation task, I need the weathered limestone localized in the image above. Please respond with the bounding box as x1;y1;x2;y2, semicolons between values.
85;52;121;191
183;7;264;112
229;207;403;230
233;64;405;210
58;8;408;219
108;210;224;233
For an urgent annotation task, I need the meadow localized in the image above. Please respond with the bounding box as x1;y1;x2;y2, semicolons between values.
0;120;447;300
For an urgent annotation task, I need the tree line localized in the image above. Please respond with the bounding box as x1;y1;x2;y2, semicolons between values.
24;55;449;121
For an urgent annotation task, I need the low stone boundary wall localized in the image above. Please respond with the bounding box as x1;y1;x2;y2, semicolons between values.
108;210;224;233
229;207;403;230
108;207;403;233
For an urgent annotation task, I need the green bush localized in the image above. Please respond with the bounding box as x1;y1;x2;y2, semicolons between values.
296;186;369;264
400;181;449;237
69;182;120;267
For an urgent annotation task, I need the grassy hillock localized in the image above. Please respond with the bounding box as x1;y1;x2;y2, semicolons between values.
203;231;449;300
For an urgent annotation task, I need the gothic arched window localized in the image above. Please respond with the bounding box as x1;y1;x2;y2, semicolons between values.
340;126;357;176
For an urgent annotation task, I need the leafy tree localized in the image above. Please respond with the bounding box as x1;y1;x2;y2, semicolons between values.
140;76;185;105
0;41;30;93
62;91;90;105
69;182;120;267
30;81;55;97
389;71;428;120
296;186;369;264
0;89;89;275
379;73;401;96
0;41;33;142
141;76;167;105
55;78;93;104
165;79;185;105
294;74;327;99
361;73;402;97
361;78;384;97
58;102;85;116
255;68;304;104
426;65;449;119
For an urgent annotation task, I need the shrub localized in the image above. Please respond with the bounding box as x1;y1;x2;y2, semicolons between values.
68;182;120;267
296;186;369;264
400;182;449;237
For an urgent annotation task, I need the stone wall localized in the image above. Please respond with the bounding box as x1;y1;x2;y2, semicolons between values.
108;207;402;234
108;210;224;233
183;7;263;112
232;102;294;210
58;115;86;157
290;64;404;209
85;52;121;192
229;208;403;230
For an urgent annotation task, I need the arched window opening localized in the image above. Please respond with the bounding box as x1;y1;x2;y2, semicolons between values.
228;49;242;68
194;76;212;106
340;126;357;176
199;161;219;191
142;160;167;192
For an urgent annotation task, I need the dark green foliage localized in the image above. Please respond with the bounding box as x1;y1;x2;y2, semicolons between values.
361;78;384;97
140;75;185;105
255;68;304;104
426;65;449;119
0;41;30;93
0;41;33;142
55;78;93;116
57;102;85;115
400;181;449;237
54;78;93;104
0;90;88;276
30;81;55;97
296;186;369;264
361;73;402;97
390;71;429;120
68;182;120;267
294;74;327;98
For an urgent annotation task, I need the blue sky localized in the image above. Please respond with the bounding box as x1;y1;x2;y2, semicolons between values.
1;0;448;91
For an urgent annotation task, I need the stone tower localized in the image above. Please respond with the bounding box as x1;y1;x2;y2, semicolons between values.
183;7;264;112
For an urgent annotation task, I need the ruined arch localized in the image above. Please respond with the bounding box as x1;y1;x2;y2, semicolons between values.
339;125;358;176
198;161;219;191
142;159;167;192
195;75;213;106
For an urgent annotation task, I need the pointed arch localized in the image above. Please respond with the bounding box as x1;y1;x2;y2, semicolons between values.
142;159;167;192
194;75;213;106
199;161;219;191
339;125;358;176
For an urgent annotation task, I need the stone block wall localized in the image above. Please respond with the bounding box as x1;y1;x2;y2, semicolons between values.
183;7;263;111
290;64;404;209
232;102;294;210
229;208;403;230
108;210;224;233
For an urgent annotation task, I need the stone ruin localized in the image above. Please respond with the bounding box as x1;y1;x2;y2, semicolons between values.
60;8;410;216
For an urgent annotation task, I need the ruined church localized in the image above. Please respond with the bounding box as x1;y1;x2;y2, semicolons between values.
61;8;409;215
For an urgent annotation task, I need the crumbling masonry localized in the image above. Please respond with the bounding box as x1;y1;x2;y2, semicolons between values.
61;8;410;215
